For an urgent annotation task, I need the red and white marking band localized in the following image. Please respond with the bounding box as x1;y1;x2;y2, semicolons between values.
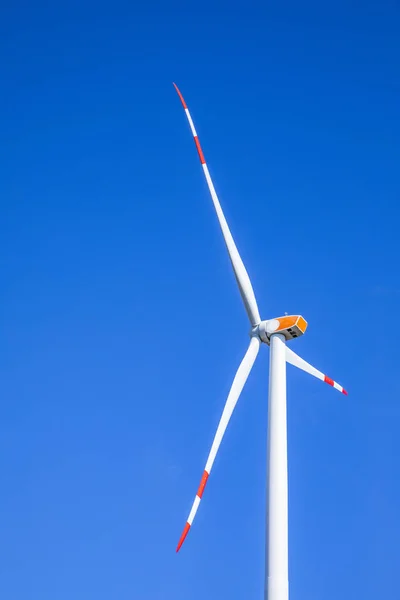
285;346;348;396
324;375;348;395
176;470;209;552
173;83;206;165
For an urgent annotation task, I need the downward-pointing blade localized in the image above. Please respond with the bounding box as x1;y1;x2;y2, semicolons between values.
285;346;348;395
176;336;261;552
173;83;261;327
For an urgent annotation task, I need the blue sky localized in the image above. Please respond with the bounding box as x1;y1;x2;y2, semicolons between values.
1;1;399;598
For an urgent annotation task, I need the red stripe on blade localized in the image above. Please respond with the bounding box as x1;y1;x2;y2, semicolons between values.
196;470;209;499
173;83;187;109
342;388;348;396
324;376;334;387
194;136;206;164
176;522;191;553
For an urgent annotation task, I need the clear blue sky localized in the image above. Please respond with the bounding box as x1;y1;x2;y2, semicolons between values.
1;1;399;598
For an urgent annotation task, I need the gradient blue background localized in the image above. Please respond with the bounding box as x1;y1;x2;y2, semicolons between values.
1;1;399;598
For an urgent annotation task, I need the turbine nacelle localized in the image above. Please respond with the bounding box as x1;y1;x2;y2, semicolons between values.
256;315;308;344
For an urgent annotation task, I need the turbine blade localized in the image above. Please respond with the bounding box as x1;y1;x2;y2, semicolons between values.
176;336;261;552
285;347;348;395
173;83;261;327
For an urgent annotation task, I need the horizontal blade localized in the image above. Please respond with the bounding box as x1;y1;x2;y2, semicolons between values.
173;83;261;327
286;346;347;395
176;336;261;552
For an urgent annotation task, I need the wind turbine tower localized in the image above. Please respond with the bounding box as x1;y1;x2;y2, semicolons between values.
173;83;347;600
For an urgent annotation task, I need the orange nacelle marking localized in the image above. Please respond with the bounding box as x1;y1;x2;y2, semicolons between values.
297;316;308;333
276;316;298;331
275;315;308;335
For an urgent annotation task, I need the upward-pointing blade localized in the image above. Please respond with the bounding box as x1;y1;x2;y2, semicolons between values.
176;336;261;552
173;83;261;327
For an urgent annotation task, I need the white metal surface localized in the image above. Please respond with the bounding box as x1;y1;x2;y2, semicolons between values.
201;163;261;326
285;346;347;395
176;335;261;551
266;333;288;600
173;83;261;327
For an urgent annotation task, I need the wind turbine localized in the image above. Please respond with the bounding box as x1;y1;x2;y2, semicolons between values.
173;83;347;600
